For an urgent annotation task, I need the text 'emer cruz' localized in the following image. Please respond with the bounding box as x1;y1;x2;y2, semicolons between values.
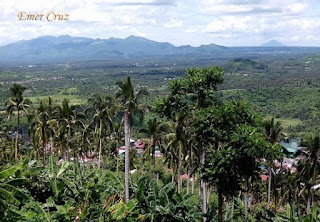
17;12;69;21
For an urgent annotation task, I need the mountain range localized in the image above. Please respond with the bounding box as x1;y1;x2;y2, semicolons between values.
0;35;229;63
0;35;299;64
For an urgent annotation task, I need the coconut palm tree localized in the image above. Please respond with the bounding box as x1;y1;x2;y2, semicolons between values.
163;126;180;184
184;128;199;195
262;117;284;209
52;99;77;161
163;115;187;193
275;170;300;209
115;76;148;202
139;118;168;175
29;97;58;164
87;95;114;169
0;126;12;162
74;118;93;164
298;133;320;214
6;84;31;160
32;101;51;165
112;122;124;172
262;118;284;144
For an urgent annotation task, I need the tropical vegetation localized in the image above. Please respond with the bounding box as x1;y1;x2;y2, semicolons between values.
0;66;319;221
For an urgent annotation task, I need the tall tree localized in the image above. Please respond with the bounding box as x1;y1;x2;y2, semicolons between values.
203;124;269;222
31;100;51;165
195;101;263;221
6;84;31;160
298;133;320;214
115;76;148;202
184;67;224;216
262;118;284;144
140;118;168;176
87;95;114;169
0;126;11;162
112;122;124;172
157;67;224;215
52;99;77;161
74;117;93;164
262;118;284;210
163;116;188;193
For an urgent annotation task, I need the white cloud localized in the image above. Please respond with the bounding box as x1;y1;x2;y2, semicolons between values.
197;0;309;15
204;16;253;33
286;3;308;14
99;0;176;6
185;28;198;33
164;19;183;28
71;8;113;23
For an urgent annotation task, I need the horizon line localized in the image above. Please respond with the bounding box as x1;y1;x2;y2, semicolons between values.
2;34;320;48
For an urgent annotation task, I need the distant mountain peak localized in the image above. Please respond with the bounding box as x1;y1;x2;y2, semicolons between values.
126;35;137;39
125;35;146;40
261;40;286;47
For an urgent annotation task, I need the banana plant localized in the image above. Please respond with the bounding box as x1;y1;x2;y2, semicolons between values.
0;163;29;220
108;198;139;221
133;177;202;221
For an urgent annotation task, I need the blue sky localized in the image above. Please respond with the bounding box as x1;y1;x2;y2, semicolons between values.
0;0;319;46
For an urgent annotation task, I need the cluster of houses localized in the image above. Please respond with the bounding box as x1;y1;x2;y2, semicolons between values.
10;130;162;164
260;138;309;181
55;139;163;164
116;139;162;158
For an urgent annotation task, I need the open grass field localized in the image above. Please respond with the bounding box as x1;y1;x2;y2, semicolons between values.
264;115;303;129
275;118;303;129
26;94;87;106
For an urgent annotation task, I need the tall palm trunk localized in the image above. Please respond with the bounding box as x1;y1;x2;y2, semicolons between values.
116;157;119;172
50;137;54;156
36;143;40;161
124;111;130;202
98;120;103;169
152;138;155;176
218;191;223;222
200;148;207;216
311;188;314;208
42;134;46;166
15;109;20;160
231;198;234;219
307;187;311;214
267;167;272;209
98;137;102;169
244;176;249;221
192;175;195;194
65;140;69;161
187;145;192;195
177;140;183;193
207;186;211;205
156;173;159;185
187;168;190;195
177;158;181;193
225;199;229;221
